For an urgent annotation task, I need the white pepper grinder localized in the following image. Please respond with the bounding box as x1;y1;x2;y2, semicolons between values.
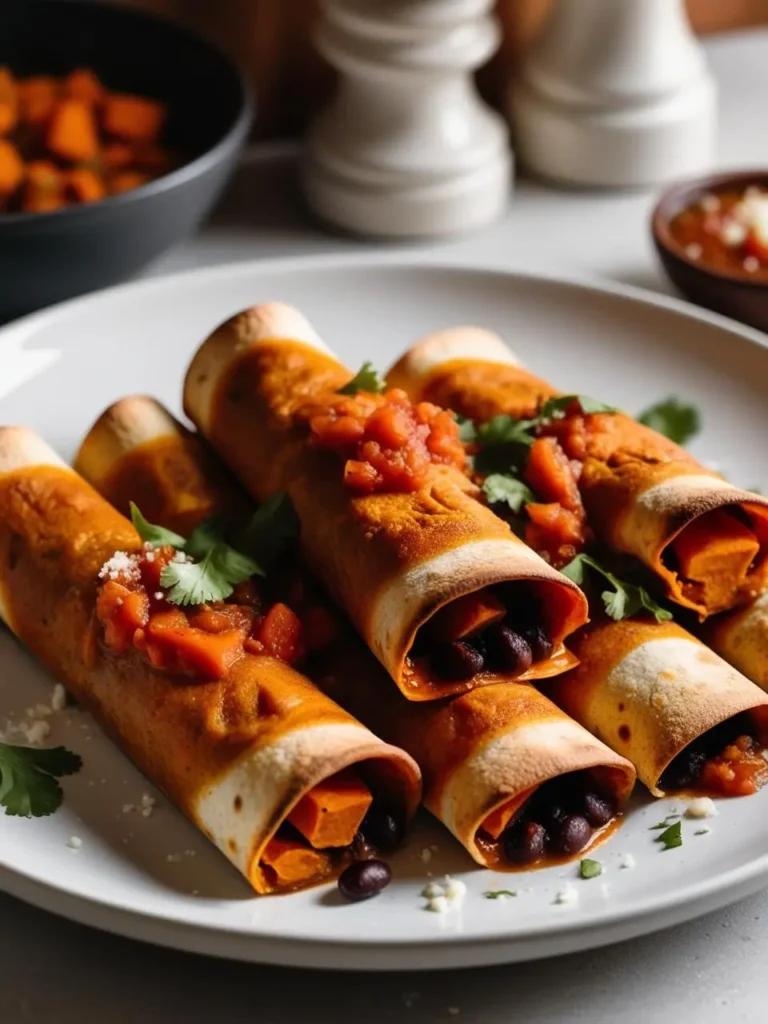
509;0;718;188
303;0;512;238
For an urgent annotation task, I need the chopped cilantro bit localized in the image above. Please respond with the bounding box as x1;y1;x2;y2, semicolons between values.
637;397;701;446
336;362;386;396
0;743;82;817
539;394;616;421
483;889;517;899
655;820;683;851
695;829;711;836
579;858;602;879
130;502;186;549
482;473;535;513
455;414;477;444
561;553;672;624
475;414;537;449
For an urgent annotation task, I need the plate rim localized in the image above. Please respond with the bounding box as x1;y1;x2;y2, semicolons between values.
3;252;768;970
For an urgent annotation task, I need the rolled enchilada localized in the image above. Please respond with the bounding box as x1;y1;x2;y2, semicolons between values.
0;426;422;893
388;328;768;619
544;617;768;797
76;396;635;869
707;596;768;693
182;303;589;702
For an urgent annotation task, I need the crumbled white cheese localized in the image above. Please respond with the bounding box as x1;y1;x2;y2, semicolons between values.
51;684;67;712
99;551;137;580
25;720;50;745
619;853;636;870
422;881;444;899
685;242;703;260
122;804;135;814
418;847;432;864
167;853;182;863
699;193;721;214
154;592;164;601
144;551;156;563
554;885;578;906
685;797;718;820
443;876;467;904
172;550;190;564
67;836;82;851
426;895;449;914
140;793;156;817
719;219;748;247
143;541;156;552
744;256;760;273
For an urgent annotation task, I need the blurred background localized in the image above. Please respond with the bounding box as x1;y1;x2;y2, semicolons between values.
130;0;768;141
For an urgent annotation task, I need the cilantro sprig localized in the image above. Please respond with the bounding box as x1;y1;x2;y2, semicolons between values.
483;889;517;899
561;552;672;624
0;743;82;817
130;498;298;607
637;397;701;446
336;362;386;396
472;394;616;454
481;473;535;514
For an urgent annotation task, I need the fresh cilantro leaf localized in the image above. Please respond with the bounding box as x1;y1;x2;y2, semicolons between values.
649;822;671;830
240;493;300;568
476;414;537;449
539;395;616;421
637;397;701;446
0;743;82;817
455;414;477;444
130;502;186;549
656;820;683;851
561;553;672;624
483;889;517;899
482;473;535;513
185;517;226;561
337;362;386;396
160;543;261;606
579;858;602;879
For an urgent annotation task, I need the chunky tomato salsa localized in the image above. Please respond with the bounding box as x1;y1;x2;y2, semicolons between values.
670;185;768;279
305;387;466;494
96;544;338;680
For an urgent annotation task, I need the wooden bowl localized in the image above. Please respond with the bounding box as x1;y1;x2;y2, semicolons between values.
651;170;768;334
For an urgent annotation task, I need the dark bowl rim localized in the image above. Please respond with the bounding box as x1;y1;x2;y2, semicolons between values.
651;168;768;291
0;0;254;227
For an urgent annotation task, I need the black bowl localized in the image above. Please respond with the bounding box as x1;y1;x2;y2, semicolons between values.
0;0;252;321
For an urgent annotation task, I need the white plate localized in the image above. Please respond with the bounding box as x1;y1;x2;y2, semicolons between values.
2;255;768;972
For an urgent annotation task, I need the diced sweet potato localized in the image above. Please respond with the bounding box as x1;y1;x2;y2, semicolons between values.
65;167;105;204
428;589;506;642
103;94;165;143
288;769;373;849
108;170;149;195
18;76;58;125
47;99;99;162
63;68;104;107
0;68;18;136
0;139;23;194
144;620;245;679
672;508;760;613
259;836;331;888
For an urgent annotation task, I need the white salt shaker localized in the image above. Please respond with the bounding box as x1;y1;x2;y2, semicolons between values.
303;0;512;238
509;0;718;188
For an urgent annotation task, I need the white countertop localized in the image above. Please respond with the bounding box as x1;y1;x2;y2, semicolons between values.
3;27;768;1024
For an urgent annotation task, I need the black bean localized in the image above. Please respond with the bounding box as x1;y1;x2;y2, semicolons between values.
548;814;593;855
537;803;568;828
483;625;533;674
360;805;404;853
502;820;547;865
496;585;541;628
582;792;615;828
521;625;554;662
431;640;484;681
338;859;392;902
662;746;707;789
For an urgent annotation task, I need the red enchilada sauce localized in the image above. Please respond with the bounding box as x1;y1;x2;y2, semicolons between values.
669;185;768;278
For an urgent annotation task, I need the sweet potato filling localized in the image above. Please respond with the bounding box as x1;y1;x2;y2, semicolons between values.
671;509;760;614
288;769;373;849
260;836;332;888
